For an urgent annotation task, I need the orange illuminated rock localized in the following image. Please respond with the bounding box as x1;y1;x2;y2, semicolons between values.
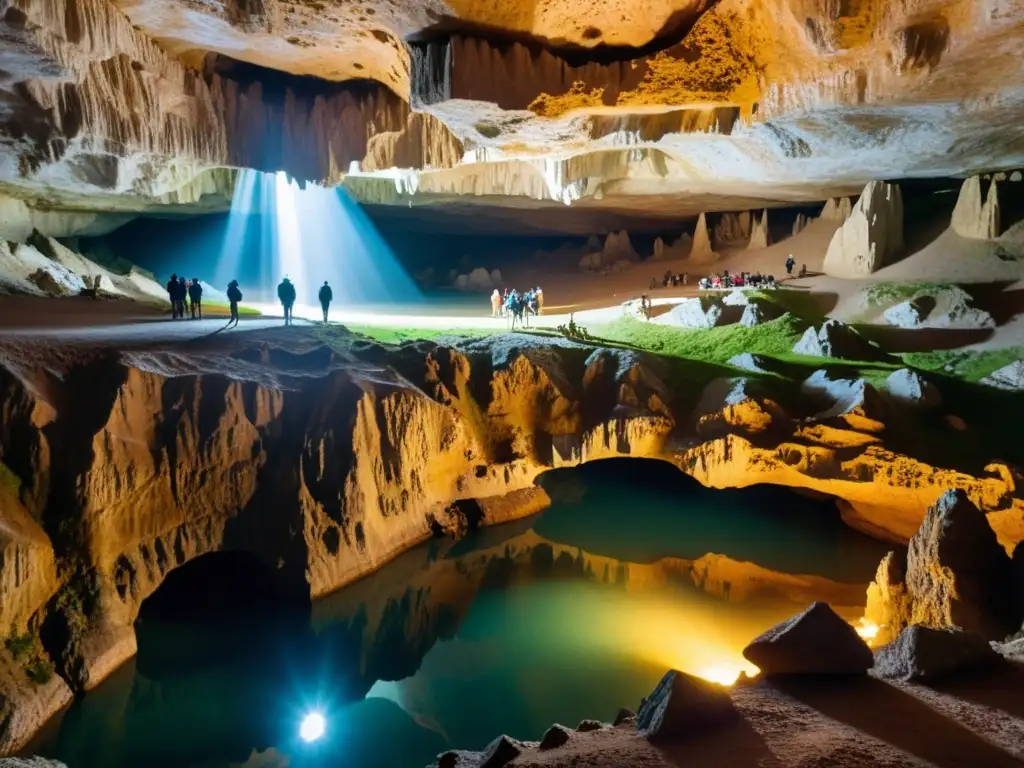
742;602;873;675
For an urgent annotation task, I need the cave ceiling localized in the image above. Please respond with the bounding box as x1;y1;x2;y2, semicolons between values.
1;0;1023;236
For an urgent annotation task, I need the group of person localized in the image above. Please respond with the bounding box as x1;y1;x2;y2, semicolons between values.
697;271;777;290
166;274;205;320
491;287;543;329
651;271;689;290
163;274;335;327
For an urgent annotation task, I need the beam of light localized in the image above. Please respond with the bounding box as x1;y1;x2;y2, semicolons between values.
215;169;421;309
853;617;880;644
299;711;326;743
212;169;257;289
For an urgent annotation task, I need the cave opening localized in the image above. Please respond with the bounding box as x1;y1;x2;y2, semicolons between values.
134;550;311;678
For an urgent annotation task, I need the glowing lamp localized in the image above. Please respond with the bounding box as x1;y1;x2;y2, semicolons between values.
299;711;326;743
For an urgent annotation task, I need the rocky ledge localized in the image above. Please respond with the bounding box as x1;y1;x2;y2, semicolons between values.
1;329;1022;752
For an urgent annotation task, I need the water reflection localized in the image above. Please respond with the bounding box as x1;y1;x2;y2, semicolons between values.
29;462;890;768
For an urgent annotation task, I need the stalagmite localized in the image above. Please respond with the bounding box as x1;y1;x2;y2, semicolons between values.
748;210;770;250
714;212;752;249
792;213;809;237
822;182;904;278
820;197;853;222
951;176;1001;239
690;213;717;263
602;231;640;264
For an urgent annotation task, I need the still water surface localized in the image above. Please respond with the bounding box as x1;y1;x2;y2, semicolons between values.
31;461;889;767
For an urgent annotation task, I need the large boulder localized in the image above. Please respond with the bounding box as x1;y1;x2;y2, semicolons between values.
742;602;874;675
882;368;942;408
800;370;884;430
980;360;1024;390
822;181;904;277
883;297;929;328
739;302;764;327
951;176;1001;239
905;489;1017;639
538;724;572;750
925;287;995;329
636;669;736;742
792;320;882;360
873;626;1001;682
722;288;752;306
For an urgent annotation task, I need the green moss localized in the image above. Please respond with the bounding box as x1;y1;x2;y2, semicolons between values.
5;627;54;685
862;282;952;307
591;314;810;365
328;325;498;346
474;121;502;139
201;301;261;317
747;289;828;323
902;347;1024;383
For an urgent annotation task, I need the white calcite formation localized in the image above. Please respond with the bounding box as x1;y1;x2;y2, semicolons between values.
980;361;1024;391
747;210;770;250
822;181;904;278
689;213;717;263
951;176;1001;240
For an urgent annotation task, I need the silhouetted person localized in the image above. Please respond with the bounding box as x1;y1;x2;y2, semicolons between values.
226;280;242;327
177;276;188;319
188;278;203;319
166;273;179;318
318;280;333;323
277;277;296;326
785;255;795;275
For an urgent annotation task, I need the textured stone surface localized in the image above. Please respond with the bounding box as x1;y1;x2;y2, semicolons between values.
882;369;942;409
539;724;573;750
951;176;1001;240
792;320;883;360
981;361;1024;391
636;669;736;742
873;626;1000;682
823;181;904;278
742;602;874;675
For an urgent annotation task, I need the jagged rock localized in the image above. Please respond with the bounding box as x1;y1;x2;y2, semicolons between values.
739;303;764;327
742;602;874;675
603;231;639;263
714;212;752;249
883;297;929;328
636;669;736;742
613;707;636;726
654;298;722;329
224;0;277;32
478;735;523;768
980;361;1024;390
722;288;752;306
820;197;853;222
727;353;772;373
873;626;1000;682
792;213;810;236
792;320;882;360
865;551;913;646
925;287;994;329
576;719;603;732
0;760;70;768
823;181;904;277
689;213;717;263
882;369;942;408
800;370;883;429
695;377;784;436
951;176;1001;239
748;210;770;249
0;241;84;297
436;751;475;768
906;490;1017;639
539;724;572;750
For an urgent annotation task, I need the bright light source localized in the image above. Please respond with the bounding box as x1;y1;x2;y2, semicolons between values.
853;617;880;643
299;711;326;743
697;664;754;686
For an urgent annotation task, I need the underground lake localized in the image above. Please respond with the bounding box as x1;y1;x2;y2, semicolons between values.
26;460;892;768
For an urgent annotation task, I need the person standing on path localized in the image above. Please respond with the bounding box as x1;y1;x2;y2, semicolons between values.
188;278;203;320
785;255;795;276
166;273;179;318
226;280;242;327
318;280;333;324
277;277;297;326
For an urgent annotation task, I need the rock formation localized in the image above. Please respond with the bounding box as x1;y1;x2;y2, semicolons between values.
742;602;874;675
636;670;736;741
602;231;640;264
822;182;904;278
820;197;853;222
872;626;1000;682
792;213;810;236
747;210;770;250
882;369;942;409
652;234;693;261
865;490;1020;644
981;361;1024;391
654;298;722;329
689;214;717;263
713;212;752;250
792;320;885;361
951;176;1001;239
